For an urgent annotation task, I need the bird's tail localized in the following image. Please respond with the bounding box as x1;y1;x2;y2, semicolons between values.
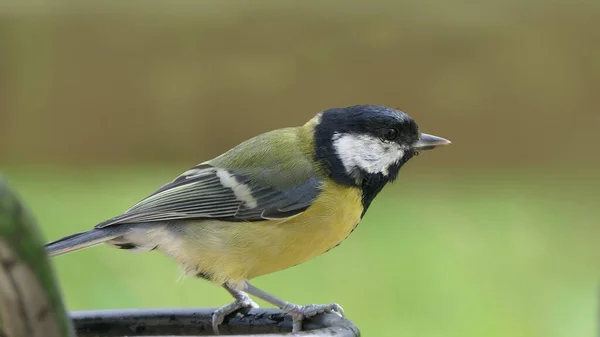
45;228;124;257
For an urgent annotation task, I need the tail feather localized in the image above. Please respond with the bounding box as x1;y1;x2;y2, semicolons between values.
45;228;122;257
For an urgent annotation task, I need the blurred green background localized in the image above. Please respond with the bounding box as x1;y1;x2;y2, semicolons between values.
1;1;599;337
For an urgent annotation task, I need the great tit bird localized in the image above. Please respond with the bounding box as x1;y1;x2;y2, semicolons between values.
45;104;450;333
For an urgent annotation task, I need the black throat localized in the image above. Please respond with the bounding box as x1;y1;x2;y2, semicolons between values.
316;152;415;217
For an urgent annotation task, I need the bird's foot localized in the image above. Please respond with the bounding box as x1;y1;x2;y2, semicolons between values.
212;294;259;335
282;303;345;332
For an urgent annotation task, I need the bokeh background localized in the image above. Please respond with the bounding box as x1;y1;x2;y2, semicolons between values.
1;1;599;336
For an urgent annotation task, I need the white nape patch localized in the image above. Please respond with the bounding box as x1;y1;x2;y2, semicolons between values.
216;169;258;209
332;132;405;177
313;112;323;125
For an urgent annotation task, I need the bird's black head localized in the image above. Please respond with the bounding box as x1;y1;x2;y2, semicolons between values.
313;104;450;214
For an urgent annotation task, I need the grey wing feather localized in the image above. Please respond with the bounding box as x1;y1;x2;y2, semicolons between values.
95;163;322;228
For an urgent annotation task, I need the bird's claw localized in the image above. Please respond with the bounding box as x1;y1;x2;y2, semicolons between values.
212;296;259;335
283;303;345;332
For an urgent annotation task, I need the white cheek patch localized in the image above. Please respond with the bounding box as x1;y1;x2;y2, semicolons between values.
332;133;405;177
216;169;258;209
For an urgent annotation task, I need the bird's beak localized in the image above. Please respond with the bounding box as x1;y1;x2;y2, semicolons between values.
413;133;452;150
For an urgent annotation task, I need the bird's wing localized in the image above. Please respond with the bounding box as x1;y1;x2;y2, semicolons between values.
96;128;321;228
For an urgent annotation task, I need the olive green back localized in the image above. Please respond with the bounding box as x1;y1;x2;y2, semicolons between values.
209;125;320;189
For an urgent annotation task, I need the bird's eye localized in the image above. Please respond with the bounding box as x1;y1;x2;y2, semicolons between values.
380;128;399;141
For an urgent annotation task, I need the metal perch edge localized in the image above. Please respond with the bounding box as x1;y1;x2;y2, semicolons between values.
72;307;359;336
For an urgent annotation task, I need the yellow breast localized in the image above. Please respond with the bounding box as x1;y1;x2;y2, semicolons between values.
178;181;364;284
253;181;364;275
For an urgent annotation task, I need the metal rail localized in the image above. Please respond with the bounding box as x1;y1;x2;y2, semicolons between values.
71;308;360;336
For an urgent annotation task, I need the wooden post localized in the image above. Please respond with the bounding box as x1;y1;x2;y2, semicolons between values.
0;177;75;337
